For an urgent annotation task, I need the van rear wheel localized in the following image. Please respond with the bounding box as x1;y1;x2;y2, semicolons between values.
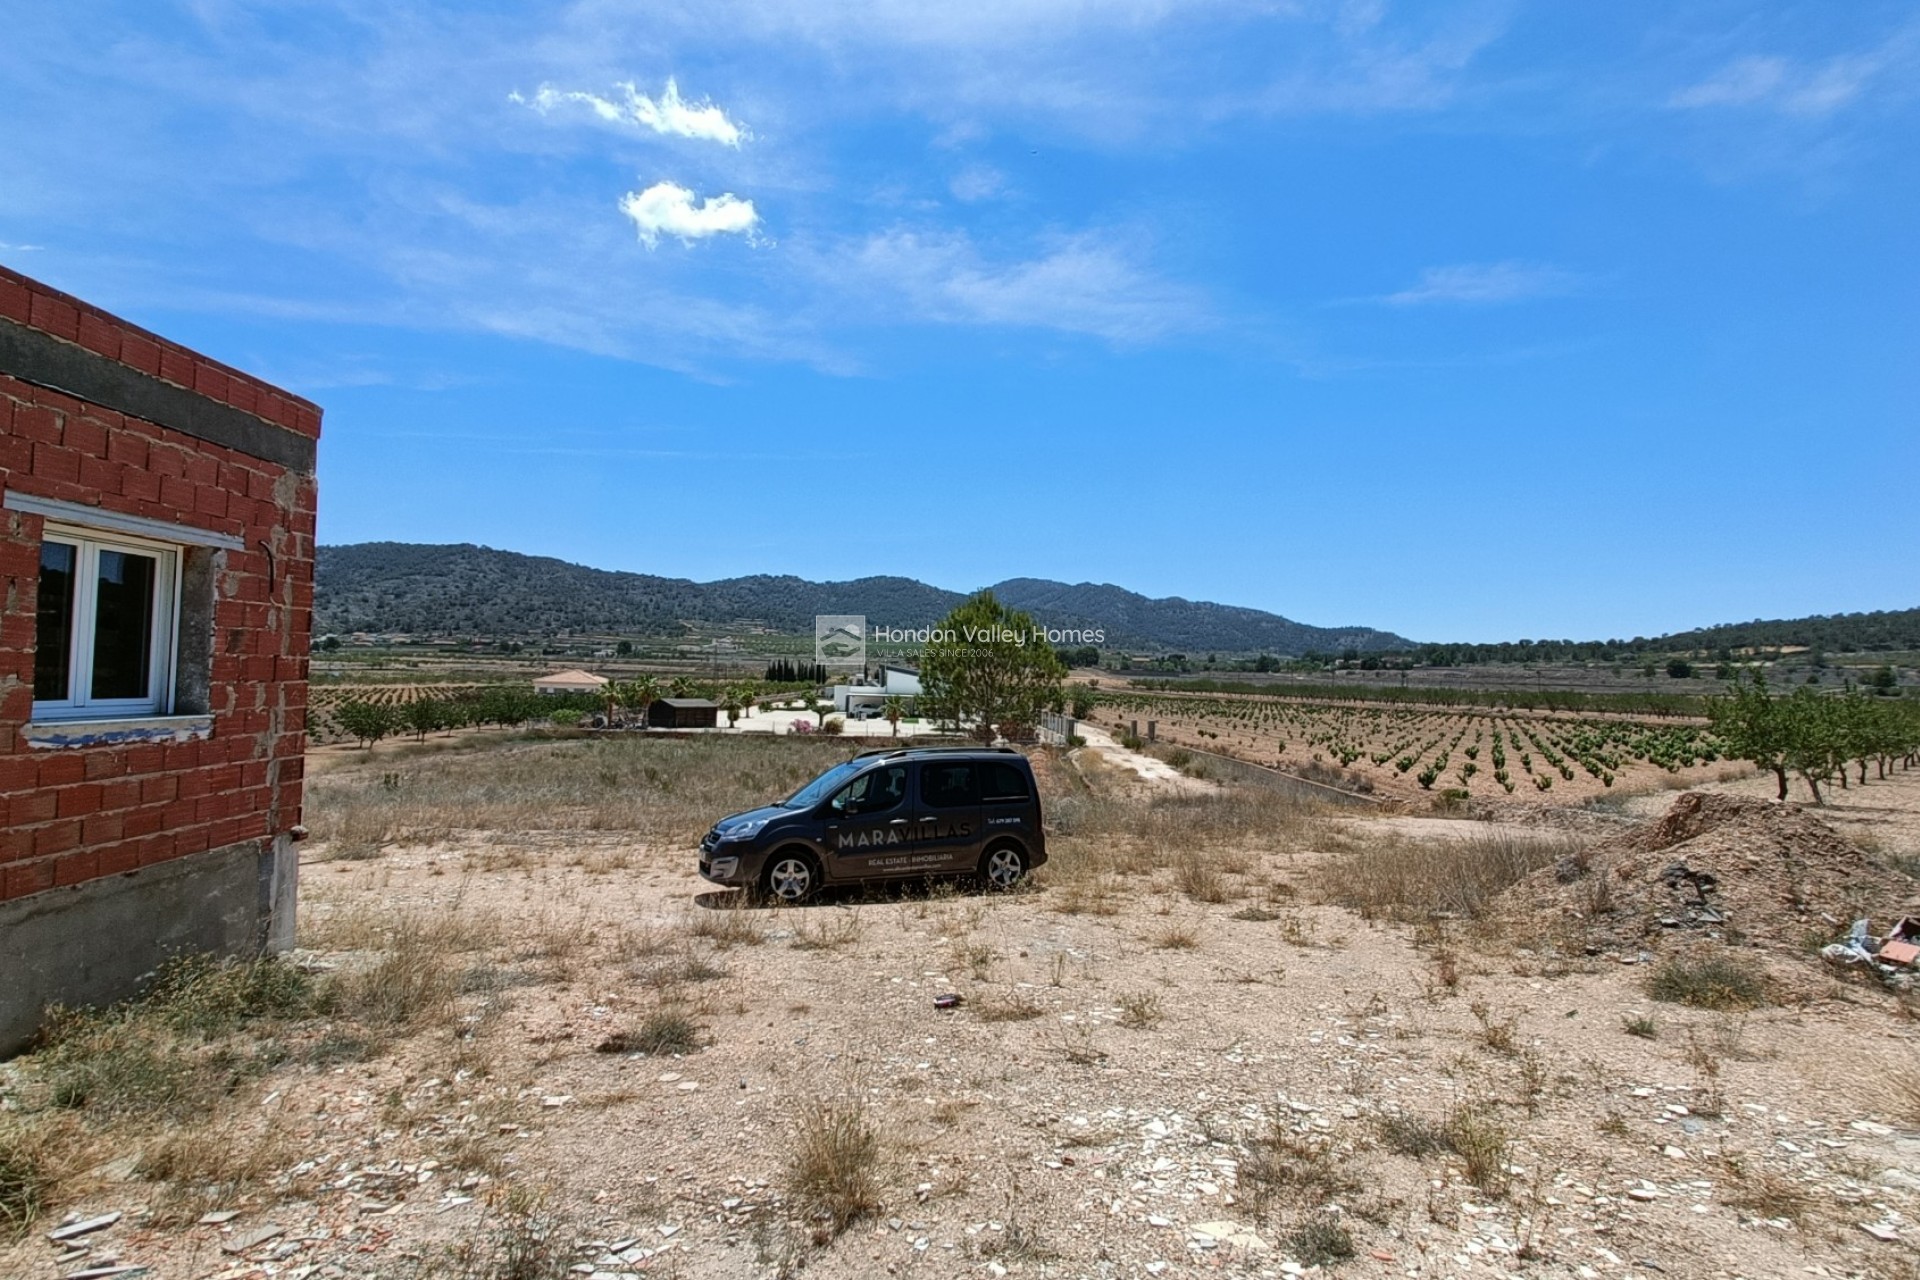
980;843;1028;891
764;852;819;904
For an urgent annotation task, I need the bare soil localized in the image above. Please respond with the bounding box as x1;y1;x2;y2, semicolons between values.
7;743;1920;1280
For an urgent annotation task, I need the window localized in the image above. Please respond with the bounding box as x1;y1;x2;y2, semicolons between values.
831;766;907;817
33;523;179;720
980;762;1031;802
919;762;979;808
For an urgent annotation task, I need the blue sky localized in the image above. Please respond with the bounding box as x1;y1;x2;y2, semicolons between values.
3;1;1915;643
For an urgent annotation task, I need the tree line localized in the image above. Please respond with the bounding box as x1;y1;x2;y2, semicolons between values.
1709;674;1920;804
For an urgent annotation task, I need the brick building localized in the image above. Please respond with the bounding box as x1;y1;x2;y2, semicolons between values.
0;266;319;1053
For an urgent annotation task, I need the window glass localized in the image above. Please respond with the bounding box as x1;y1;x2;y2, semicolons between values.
981;762;1031;801
831;765;906;815
782;760;861;809
35;541;76;701
920;762;979;807
91;549;157;700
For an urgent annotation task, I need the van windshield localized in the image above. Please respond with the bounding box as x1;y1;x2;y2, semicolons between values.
779;760;863;809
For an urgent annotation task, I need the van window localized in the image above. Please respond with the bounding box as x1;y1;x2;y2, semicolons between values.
831;766;907;816
919;762;979;808
980;762;1031;802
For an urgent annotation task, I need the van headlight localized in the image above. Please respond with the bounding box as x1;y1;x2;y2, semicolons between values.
720;818;772;841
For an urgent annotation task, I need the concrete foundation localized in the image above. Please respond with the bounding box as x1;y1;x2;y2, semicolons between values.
0;833;298;1057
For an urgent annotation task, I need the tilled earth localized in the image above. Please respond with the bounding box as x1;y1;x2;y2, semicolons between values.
7;767;1920;1280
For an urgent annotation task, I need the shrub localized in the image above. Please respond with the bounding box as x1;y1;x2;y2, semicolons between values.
596;1009;702;1056
1647;956;1768;1011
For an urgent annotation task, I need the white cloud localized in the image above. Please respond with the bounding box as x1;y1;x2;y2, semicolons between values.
948;164;1007;202
618;181;759;247
514;78;746;146
846;229;1205;342
1384;261;1575;307
1669;32;1913;119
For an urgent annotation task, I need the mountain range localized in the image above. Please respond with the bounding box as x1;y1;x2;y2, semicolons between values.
313;542;1414;654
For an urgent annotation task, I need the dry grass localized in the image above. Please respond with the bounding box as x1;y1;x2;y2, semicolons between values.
307;735;857;852
974;990;1046;1023
1443;1105;1512;1195
785;1097;885;1238
1470;1001;1520;1054
1314;831;1569;921
136;1118;298;1225
1718;1154;1814;1224
790;910;864;952
595;1008;703;1056
1150;919;1200;950
1235;1113;1357;1216
690;903;767;949
1648;955;1770;1011
1174;853;1230;904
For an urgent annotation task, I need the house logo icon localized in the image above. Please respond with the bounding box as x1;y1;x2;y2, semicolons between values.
815;615;866;666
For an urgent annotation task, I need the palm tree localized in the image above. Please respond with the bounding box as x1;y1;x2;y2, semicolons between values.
884;695;905;738
621;675;661;728
668;676;697;699
722;681;756;727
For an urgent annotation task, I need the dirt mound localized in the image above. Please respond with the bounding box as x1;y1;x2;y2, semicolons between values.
1499;791;1920;956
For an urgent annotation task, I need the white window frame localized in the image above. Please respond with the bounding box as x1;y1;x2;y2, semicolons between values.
33;521;181;722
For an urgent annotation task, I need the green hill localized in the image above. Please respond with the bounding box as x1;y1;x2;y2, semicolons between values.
313;542;1414;655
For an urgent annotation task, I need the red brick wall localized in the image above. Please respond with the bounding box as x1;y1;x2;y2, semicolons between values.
0;267;319;902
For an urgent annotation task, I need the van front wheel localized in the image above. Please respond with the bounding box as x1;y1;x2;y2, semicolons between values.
764;852;819;904
980;843;1028;891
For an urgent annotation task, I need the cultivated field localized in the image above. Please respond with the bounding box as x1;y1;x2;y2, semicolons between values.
1088;691;1735;807
5;733;1920;1280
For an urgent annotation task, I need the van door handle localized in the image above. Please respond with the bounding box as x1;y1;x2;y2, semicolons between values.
888;818;908;825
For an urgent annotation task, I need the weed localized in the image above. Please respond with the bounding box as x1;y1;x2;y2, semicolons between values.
691;905;766;950
1230;905;1282;922
1058;1025;1107;1065
1443;1106;1511;1195
137;1120;295;1226
1719;1154;1812;1224
1376;1111;1448;1158
431;1183;571;1280
786;1098;884;1238
328;934;459;1032
1515;1048;1550;1114
1469;1001;1518;1054
974;990;1046;1023
1174;853;1229;904
596;1009;703;1056
1287;1215;1355;1267
1622;1015;1658;1039
1117;991;1165;1029
790;911;863;952
1682;1027;1727;1117
1235;1113;1355;1215
0;1121;58;1240
1648;956;1768;1011
1151;920;1200;950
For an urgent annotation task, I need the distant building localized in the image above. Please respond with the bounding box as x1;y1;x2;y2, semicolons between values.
832;664;922;714
648;697;718;729
1;265;320;1054
533;669;608;696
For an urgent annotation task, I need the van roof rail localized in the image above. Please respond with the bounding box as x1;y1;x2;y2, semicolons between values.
851;744;1022;760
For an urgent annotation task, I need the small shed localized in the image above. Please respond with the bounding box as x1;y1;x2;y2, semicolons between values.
649;697;719;729
534;669;609;696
